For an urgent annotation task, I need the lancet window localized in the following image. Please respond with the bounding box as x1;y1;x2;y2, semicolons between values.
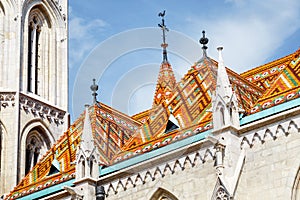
27;15;41;94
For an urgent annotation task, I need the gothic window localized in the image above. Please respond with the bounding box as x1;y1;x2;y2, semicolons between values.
150;188;179;200
219;106;225;126
27;15;41;94
81;157;85;178
25;129;50;174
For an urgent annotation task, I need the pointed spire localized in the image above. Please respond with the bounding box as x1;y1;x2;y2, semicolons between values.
153;11;176;107
216;47;232;99
80;104;94;153
75;104;101;180
158;10;169;63
90;79;98;104
212;46;240;130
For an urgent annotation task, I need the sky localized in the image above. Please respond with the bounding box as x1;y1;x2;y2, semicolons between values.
69;0;300;120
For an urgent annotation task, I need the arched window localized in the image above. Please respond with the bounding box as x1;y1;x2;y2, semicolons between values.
25;128;50;174
150;188;179;200
25;6;51;97
219;106;225;127
27;15;41;94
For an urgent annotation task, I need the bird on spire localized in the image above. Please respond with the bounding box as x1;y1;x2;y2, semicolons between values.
158;10;169;63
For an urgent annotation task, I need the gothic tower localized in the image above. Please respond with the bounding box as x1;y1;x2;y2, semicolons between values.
0;0;68;195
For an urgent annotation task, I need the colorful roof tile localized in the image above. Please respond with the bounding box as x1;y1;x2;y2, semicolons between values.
6;103;141;199
248;49;300;114
152;62;177;107
116;48;263;162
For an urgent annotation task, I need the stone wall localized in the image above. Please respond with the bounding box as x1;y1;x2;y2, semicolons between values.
102;109;300;200
235;113;300;199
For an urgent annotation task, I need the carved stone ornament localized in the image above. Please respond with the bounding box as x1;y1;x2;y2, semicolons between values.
212;177;231;200
216;187;229;200
19;93;66;124
0;92;16;108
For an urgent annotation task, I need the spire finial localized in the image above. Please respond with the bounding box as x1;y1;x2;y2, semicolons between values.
217;46;224;63
199;30;209;56
90;79;98;103
158;10;169;63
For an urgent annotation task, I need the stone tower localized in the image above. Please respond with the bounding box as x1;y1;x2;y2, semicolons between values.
0;0;68;195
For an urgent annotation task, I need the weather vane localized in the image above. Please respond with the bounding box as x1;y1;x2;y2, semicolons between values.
158;10;169;45
158;10;169;62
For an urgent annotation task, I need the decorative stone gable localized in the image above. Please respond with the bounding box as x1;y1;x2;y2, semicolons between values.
212;47;241;130
212;177;231;200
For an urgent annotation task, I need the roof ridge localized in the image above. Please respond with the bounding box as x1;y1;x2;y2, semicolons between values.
241;48;299;77
97;102;142;126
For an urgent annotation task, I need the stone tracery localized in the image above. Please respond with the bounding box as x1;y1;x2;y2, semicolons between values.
25;130;50;174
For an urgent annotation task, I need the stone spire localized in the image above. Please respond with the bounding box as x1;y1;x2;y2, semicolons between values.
152;11;176;107
80;104;94;153
75;104;100;181
212;46;240;130
216;47;233;100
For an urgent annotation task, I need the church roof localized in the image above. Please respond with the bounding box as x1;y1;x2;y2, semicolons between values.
241;48;300;114
6;103;141;199
6;41;300;200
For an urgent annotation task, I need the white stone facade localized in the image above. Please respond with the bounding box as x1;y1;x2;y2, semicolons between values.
39;104;300;200
99;106;300;200
0;0;68;195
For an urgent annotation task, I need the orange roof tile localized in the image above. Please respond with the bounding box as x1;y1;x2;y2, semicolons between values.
6;103;141;199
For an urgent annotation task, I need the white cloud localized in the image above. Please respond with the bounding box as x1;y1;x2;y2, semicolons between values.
69;17;106;40
186;0;300;72
69;8;108;68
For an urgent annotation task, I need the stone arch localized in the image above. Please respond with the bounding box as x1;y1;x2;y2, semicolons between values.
22;0;65;28
0;2;5;15
20;120;54;177
219;106;225;126
0;121;7;175
214;102;225;129
0;0;18;15
24;127;51;174
292;167;300;200
150;187;179;200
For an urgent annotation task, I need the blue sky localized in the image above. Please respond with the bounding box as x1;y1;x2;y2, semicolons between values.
69;0;300;120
